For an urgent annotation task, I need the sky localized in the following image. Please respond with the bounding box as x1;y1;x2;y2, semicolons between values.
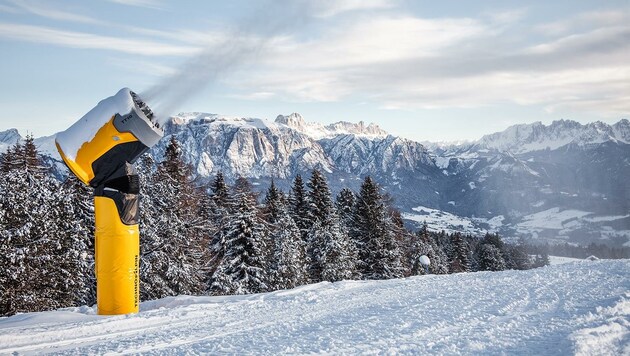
0;0;628;142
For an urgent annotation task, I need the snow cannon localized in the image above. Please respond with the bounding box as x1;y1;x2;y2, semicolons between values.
55;88;163;315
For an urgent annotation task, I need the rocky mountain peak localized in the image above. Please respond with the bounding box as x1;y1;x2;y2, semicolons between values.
275;113;307;131
324;121;388;137
0;128;22;145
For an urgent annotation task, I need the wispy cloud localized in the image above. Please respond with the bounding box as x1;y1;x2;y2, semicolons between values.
0;23;200;56
312;0;396;17
226;9;630;117
535;9;629;36
5;0;222;46
107;0;163;10
8;0;103;24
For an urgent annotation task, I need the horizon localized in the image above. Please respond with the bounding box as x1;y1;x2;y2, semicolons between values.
2;112;629;145
0;0;628;141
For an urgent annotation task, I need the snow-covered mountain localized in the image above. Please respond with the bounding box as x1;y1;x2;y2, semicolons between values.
474;119;630;155
158;112;438;183
275;112;388;139
151;115;629;247
0;128;21;152
1;260;627;354
2;117;628;247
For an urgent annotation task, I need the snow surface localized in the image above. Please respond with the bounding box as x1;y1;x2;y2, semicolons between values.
517;208;593;231
56;88;134;160
548;256;584;265
403;205;494;235
1;261;627;355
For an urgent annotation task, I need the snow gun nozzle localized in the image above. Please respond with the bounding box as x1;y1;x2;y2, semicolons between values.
129;90;158;127
55;88;164;188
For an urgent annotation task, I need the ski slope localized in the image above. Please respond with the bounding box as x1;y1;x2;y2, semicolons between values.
1;261;628;355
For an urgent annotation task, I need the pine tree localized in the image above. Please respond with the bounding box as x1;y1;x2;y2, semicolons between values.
308;217;357;282
55;177;96;306
211;171;229;209
307;169;334;222
288;174;312;240
0;141;20;172
505;244;532;270
419;226;450;274
476;243;506;271
449;233;471;273
351;176;404;280
335;188;355;230
263;180;283;223
139;138;206;301
304;170;358;282
210;177;269;295
0;140;76;315
264;184;308;290
203;172;231;285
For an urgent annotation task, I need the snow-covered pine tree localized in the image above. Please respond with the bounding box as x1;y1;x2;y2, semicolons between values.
262;180;283;223
0;140;21;172
449;232;471;273
55;176;96;306
505;244;532;270
138;137;206;300
419;224;450;274
202;171;232;286
211;171;229;210
308;217;357;282
289;174;312;241
406;235;432;275
307;169;334;222
476;243;506;271
335;188;355;229
263;182;308;290
305;169;357;282
351;176;404;280
0;138;77;315
210;177;270;295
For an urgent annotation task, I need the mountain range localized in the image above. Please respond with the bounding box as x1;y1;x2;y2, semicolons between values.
2;114;629;248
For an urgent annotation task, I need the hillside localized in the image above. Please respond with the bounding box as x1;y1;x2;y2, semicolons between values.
0;260;628;354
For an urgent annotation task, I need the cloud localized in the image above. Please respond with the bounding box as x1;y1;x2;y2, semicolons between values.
0;23;200;56
225;9;630;117
8;0;103;24
312;0;396;17
107;0;163;10
228;92;277;100
535;9;629;36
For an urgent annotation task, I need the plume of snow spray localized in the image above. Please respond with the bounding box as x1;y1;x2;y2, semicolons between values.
142;0;311;125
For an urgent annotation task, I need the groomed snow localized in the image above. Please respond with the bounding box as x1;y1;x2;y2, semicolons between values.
1;260;628;355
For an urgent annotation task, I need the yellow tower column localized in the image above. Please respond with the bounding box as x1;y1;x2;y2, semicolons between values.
94;196;140;315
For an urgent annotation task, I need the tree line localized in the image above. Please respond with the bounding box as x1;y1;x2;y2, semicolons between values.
1;137;539;317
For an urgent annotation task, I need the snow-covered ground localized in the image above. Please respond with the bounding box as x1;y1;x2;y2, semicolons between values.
402;205;492;235
0;261;628;355
548;255;585;265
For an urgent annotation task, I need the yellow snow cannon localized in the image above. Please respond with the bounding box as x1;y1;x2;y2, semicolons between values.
55;88;163;315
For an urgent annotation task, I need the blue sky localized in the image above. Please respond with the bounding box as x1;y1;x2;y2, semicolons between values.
0;0;628;142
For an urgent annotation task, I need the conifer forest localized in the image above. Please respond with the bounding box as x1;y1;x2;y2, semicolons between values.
0;136;556;317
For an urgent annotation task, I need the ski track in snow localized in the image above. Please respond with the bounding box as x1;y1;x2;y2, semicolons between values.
0;261;628;355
